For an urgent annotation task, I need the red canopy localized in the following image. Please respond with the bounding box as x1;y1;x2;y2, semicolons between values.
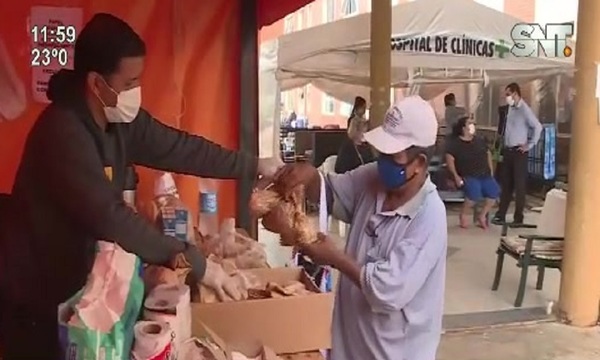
257;0;314;28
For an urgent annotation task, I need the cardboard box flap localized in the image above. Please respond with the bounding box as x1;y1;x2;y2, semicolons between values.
193;321;281;359
230;342;281;360
190;321;228;360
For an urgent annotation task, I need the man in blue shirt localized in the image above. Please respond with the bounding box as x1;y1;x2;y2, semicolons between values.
274;96;447;360
493;82;542;224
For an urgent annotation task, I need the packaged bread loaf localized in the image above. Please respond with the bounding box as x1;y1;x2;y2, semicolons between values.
250;185;317;246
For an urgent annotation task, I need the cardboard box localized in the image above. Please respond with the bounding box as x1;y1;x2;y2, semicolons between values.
191;321;280;360
191;267;334;354
280;353;325;360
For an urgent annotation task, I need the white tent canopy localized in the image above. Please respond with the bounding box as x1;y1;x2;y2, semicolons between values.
276;0;574;102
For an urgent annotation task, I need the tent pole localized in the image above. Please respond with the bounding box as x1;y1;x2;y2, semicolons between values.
558;0;600;326
369;0;392;127
237;0;259;237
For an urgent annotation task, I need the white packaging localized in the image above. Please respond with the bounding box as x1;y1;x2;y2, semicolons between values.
132;320;173;360
144;284;192;355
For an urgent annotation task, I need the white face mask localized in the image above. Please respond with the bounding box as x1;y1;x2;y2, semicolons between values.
468;123;476;135
506;95;515;106
103;86;142;123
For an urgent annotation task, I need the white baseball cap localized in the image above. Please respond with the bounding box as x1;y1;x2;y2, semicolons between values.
363;96;438;155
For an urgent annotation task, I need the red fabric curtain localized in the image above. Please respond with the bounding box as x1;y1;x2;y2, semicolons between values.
257;0;314;28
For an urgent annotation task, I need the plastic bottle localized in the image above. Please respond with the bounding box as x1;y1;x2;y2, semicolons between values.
154;173;189;243
197;179;219;236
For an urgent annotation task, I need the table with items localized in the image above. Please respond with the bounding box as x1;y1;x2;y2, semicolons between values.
58;173;332;360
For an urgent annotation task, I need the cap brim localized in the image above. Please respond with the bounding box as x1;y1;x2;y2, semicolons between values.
364;127;413;155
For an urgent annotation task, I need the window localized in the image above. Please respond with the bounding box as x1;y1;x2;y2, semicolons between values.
306;4;313;28
391;0;400;5
296;10;303;31
284;15;294;34
322;0;335;23
340;102;353;117
342;0;359;17
322;94;335;115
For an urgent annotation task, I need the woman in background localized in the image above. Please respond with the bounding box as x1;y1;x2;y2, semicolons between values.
445;116;499;229
335;99;374;173
346;96;367;127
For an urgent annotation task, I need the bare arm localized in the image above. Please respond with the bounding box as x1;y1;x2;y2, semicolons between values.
487;150;494;175
445;153;460;180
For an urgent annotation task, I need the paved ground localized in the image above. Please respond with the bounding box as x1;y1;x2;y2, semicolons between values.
438;323;600;360
259;208;559;316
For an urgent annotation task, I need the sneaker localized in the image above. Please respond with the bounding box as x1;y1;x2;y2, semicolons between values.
491;216;505;225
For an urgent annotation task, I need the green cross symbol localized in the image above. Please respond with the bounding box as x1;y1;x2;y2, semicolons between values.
495;39;511;58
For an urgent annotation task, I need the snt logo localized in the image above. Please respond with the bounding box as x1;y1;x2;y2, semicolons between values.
510;23;574;58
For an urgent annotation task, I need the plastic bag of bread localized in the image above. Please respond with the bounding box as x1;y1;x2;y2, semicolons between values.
198;219;268;270
143;266;179;292
252;185;317;246
248;188;280;217
200;266;260;303
234;244;268;269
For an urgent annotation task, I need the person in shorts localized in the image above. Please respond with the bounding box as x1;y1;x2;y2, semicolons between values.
446;116;499;228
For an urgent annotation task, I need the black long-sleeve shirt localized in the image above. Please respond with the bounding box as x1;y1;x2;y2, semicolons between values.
334;139;375;174
1;98;256;311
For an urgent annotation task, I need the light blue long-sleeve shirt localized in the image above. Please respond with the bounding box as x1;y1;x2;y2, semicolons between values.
504;100;543;150
324;163;447;360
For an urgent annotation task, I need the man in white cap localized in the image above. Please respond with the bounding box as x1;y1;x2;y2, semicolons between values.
273;96;447;360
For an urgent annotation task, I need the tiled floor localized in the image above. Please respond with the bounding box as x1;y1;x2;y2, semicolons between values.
258;210;559;317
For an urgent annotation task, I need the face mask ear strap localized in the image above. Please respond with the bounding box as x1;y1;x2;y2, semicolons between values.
91;76;109;108
93;74;120;108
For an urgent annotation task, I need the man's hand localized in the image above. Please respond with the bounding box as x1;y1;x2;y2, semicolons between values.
518;144;529;153
273;162;319;196
299;233;344;267
257;157;285;178
201;259;246;301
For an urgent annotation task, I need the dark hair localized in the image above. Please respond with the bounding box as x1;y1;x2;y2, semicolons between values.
348;96;367;126
444;93;456;106
405;145;435;165
47;13;146;102
451;116;469;137
505;82;521;96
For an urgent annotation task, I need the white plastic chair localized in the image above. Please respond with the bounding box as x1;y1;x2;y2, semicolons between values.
318;155;349;237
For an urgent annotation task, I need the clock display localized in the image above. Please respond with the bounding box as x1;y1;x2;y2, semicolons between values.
31;25;77;44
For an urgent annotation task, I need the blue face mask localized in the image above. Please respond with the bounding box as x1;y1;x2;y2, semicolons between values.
377;155;416;189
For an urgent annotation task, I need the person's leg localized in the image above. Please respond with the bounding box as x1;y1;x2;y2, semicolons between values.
461;177;482;228
479;176;501;229
494;151;515;222
0;300;58;360
513;151;529;223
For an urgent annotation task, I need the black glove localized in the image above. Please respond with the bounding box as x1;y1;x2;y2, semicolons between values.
182;243;207;282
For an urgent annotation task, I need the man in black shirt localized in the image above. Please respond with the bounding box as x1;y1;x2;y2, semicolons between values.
0;14;282;359
446;117;499;229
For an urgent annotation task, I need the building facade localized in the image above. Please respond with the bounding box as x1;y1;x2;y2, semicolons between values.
260;0;577;128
